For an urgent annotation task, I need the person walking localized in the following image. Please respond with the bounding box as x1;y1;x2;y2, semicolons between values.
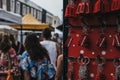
40;28;59;70
20;33;55;80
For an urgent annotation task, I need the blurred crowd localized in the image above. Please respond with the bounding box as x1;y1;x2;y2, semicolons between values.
0;28;63;80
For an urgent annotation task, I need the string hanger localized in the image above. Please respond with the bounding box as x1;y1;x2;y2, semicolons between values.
81;18;90;34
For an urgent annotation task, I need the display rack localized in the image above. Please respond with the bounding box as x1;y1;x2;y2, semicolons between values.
64;0;120;80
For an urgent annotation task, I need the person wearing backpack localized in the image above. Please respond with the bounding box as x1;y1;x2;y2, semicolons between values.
20;33;56;80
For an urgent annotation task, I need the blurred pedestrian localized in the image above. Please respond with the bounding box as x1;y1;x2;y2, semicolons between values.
52;33;61;44
0;35;19;80
9;34;25;55
40;28;60;70
20;33;55;80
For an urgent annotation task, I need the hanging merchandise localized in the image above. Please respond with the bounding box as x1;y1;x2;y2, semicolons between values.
93;0;111;13
95;56;106;80
113;58;120;80
76;0;91;14
65;0;77;18
78;56;90;80
111;0;119;11
67;57;76;80
93;0;103;13
64;0;120;79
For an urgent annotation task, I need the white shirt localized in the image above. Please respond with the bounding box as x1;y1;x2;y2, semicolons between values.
40;40;57;70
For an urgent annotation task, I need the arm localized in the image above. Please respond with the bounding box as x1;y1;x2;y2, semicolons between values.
55;54;63;80
24;71;31;80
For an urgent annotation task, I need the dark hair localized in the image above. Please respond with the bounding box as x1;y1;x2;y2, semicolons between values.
9;34;15;45
0;35;11;53
42;28;51;40
24;33;48;61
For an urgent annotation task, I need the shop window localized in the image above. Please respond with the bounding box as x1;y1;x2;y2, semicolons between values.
0;0;2;8
22;5;26;15
2;0;6;10
26;6;30;13
37;10;39;20
10;0;15;12
34;9;36;18
39;11;42;21
31;7;34;16
16;1;20;14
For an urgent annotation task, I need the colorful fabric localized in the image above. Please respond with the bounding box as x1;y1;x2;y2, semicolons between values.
20;51;56;80
0;48;20;80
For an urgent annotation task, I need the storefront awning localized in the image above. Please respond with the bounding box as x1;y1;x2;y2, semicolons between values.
0;8;22;25
11;14;54;31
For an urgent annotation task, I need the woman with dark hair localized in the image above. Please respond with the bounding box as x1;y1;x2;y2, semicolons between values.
20;33;55;80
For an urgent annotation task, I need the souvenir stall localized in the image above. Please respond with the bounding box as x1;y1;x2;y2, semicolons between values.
64;0;120;80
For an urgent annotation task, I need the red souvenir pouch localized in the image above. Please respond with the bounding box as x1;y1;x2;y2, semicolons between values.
76;0;86;14
65;0;77;18
94;0;102;13
111;0;119;11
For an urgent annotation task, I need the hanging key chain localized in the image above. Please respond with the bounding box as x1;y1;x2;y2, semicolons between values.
95;57;106;80
78;56;90;80
67;57;75;80
113;58;120;80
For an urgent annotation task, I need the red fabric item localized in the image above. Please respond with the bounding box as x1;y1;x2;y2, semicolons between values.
111;0;119;11
76;2;85;14
65;4;76;18
94;0;101;13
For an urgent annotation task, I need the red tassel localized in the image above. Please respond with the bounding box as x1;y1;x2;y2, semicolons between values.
65;4;76;18
76;2;85;14
94;0;101;13
65;5;71;17
111;0;119;11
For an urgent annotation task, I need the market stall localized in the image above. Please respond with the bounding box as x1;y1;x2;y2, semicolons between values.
11;14;54;31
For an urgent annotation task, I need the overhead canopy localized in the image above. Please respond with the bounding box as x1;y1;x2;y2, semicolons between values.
0;8;22;25
0;25;18;34
11;14;54;31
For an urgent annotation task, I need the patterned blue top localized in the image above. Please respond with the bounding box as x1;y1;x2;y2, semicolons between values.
19;51;56;80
